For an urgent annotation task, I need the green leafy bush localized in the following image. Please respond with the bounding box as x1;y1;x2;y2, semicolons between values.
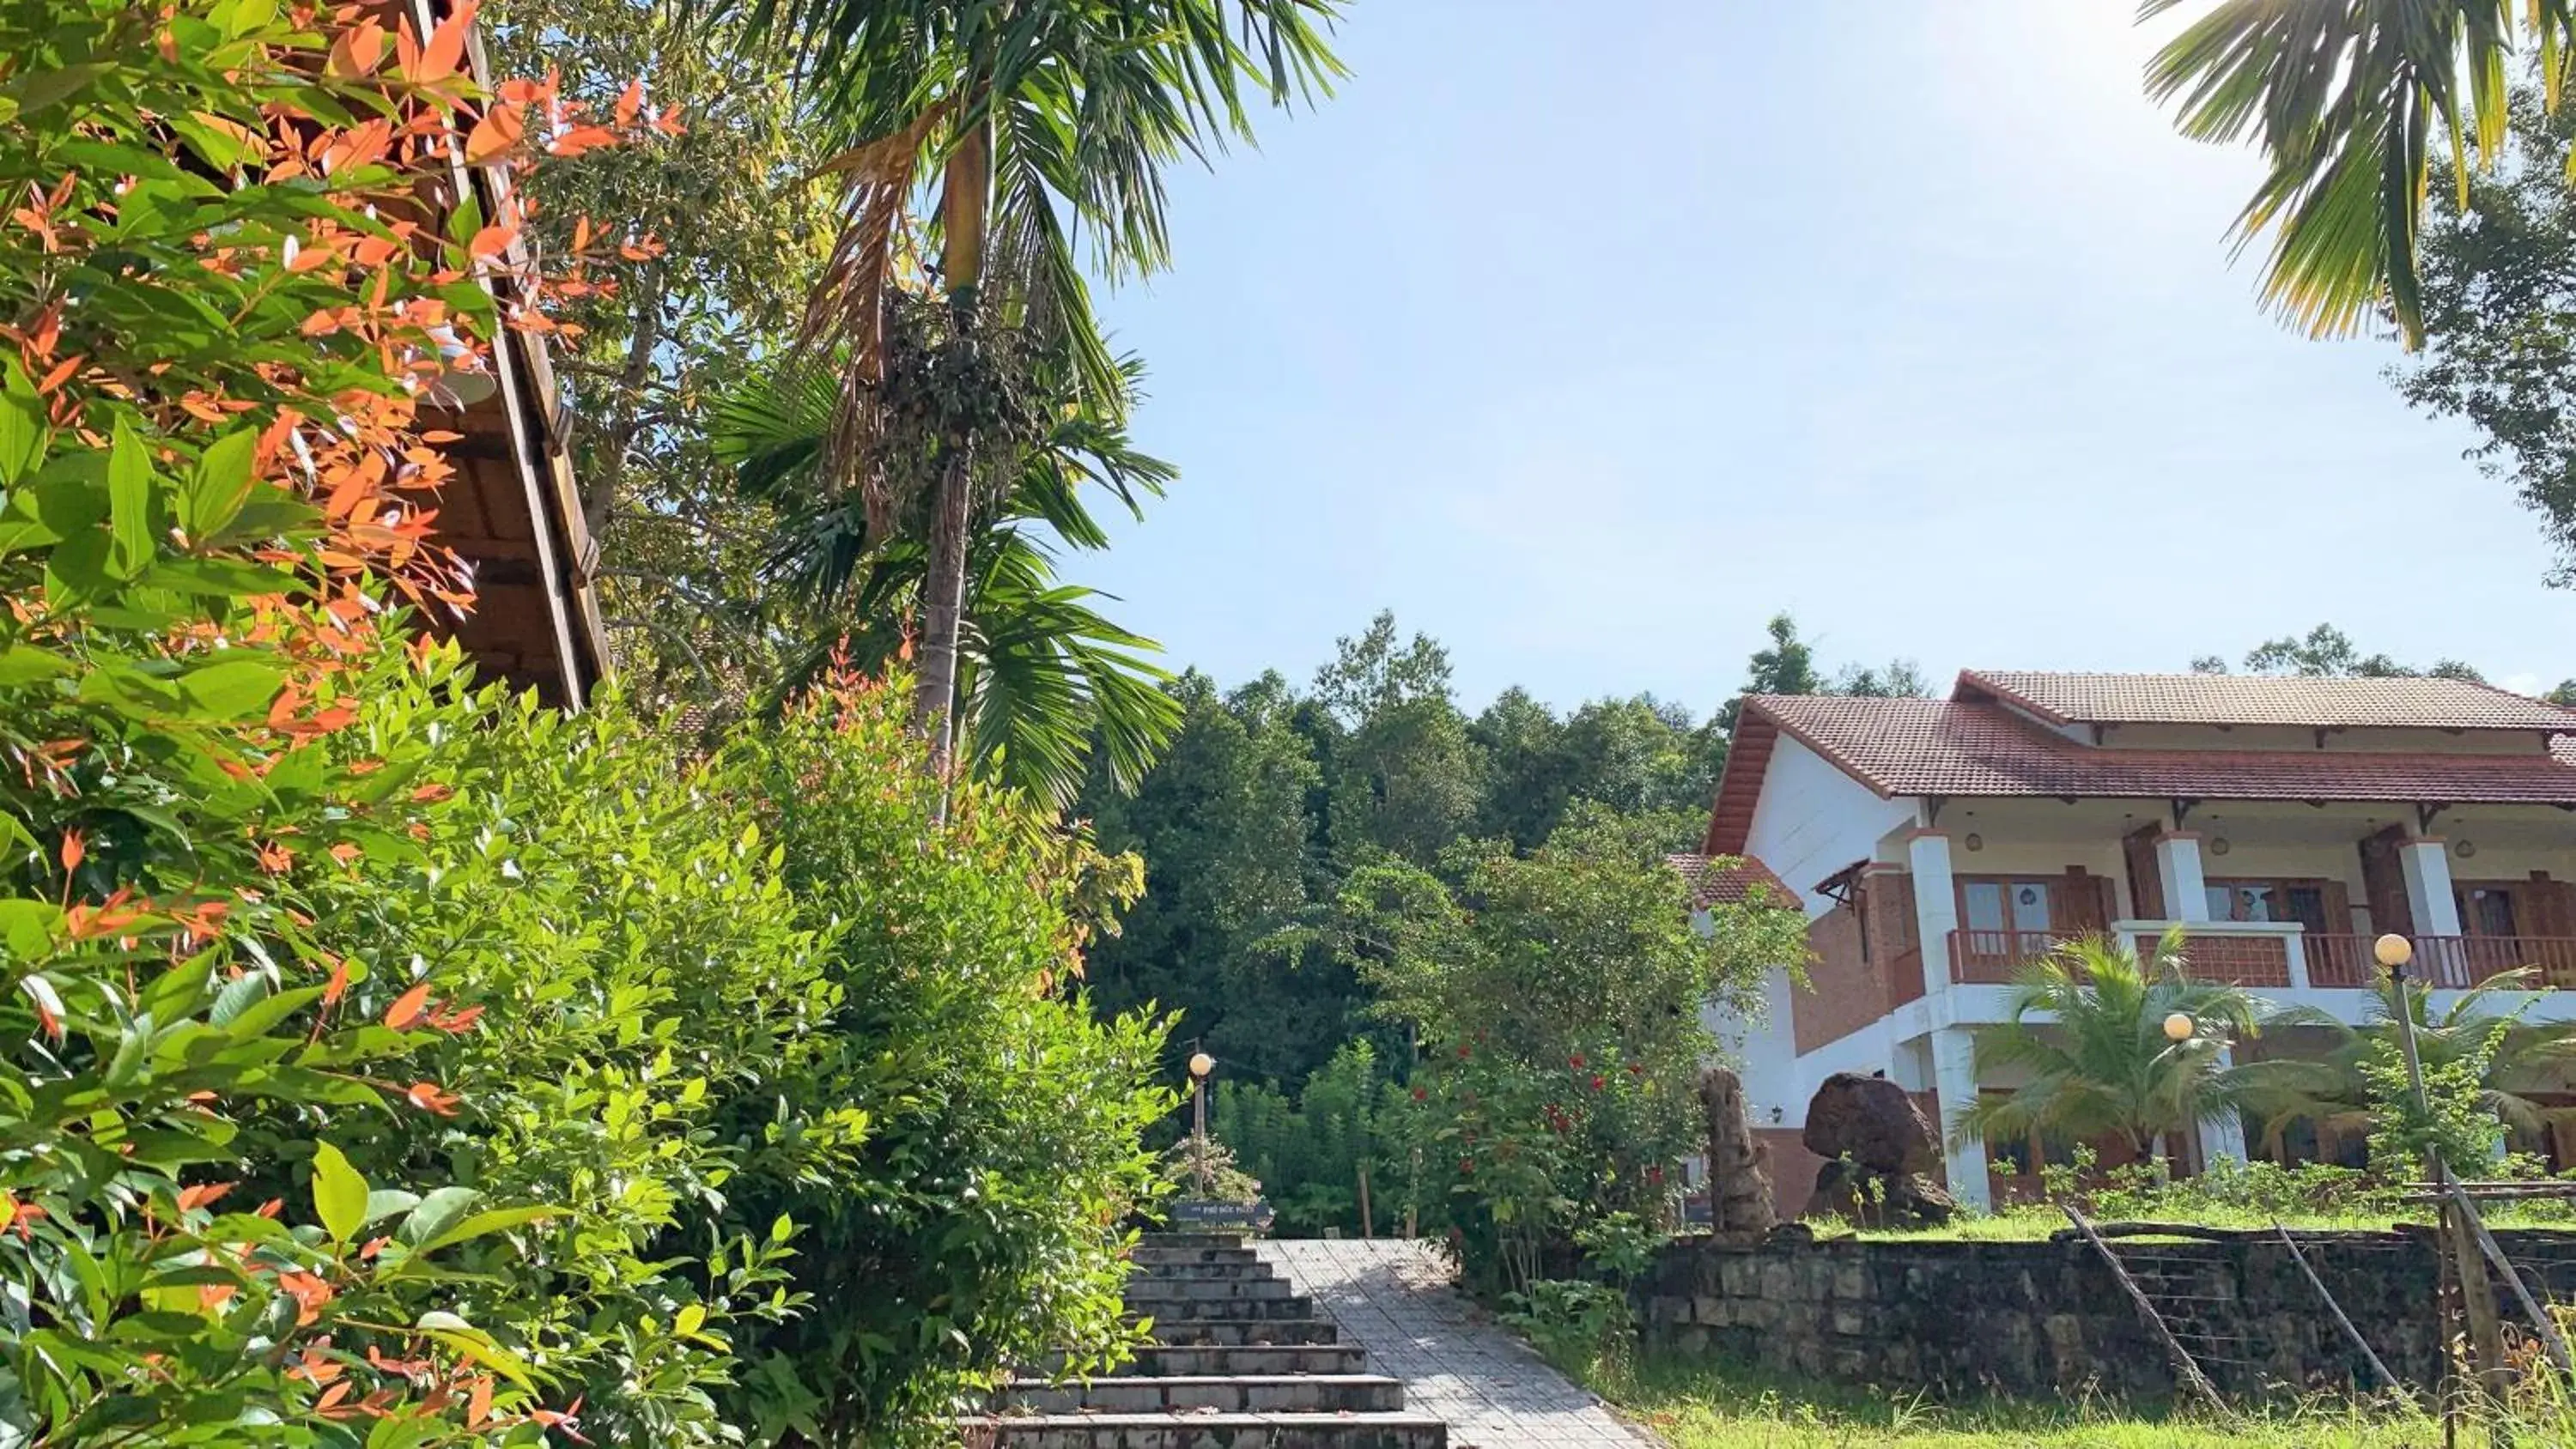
1339;806;1806;1299
0;0;659;1439
1212;1039;1404;1234
708;671;1176;1444
0;6;1174;1446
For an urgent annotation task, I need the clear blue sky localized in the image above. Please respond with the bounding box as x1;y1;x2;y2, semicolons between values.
1081;1;2574;716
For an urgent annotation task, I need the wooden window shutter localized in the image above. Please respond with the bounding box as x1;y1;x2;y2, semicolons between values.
2123;826;2166;920
2056;866;2108;934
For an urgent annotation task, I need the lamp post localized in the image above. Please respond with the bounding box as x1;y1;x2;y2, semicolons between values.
1188;1051;1214;1198
2379;932;2519;1397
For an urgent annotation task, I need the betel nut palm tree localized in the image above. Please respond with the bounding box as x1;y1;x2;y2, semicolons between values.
2143;0;2576;348
714;0;1344;792
712;351;1182;806
1957;931;2269;1165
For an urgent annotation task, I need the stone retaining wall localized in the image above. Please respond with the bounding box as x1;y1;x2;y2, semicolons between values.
1635;1229;2576;1398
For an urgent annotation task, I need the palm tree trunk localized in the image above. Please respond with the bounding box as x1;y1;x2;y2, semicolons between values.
913;108;994;807
916;446;971;778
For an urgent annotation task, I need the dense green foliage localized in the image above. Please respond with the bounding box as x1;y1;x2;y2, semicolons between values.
1340;807;1807;1298
1082;611;1900;1227
0;4;650;1438
2403;94;2576;591
0;5;1173;1444
1210;1040;1403;1234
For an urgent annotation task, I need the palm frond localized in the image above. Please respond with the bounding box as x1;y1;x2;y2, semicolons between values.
956;529;1181;805
1953;933;2271;1153
2141;0;2576;347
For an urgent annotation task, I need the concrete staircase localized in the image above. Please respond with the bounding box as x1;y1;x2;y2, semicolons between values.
963;1232;1448;1448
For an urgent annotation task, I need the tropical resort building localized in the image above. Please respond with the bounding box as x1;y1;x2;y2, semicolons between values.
1680;671;2576;1215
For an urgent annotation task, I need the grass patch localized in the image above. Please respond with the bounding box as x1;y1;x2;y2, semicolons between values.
1835;1201;2574;1243
1585;1355;2477;1448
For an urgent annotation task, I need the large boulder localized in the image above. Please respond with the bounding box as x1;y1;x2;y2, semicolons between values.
1801;1072;1938;1176
1798;1073;1954;1228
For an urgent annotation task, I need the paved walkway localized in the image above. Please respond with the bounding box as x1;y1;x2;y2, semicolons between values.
1255;1238;1655;1449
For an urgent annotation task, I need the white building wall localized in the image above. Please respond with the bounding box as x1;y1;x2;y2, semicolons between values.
1710;738;1919;1129
1739;737;1917;920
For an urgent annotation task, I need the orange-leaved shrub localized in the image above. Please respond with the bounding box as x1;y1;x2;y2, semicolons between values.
0;1;656;1440
3;5;1178;1446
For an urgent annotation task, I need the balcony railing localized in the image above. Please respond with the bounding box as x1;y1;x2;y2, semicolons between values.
1947;929;2079;984
1947;925;2576;992
1947;925;2293;986
2305;934;2576;991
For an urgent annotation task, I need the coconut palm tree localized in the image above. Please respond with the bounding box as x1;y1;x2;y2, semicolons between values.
717;0;1343;781
1956;932;2270;1164
2240;967;2576;1164
2142;1;2576;348
712;353;1181;805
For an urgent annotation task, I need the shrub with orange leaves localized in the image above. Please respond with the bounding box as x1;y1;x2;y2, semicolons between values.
0;0;652;1442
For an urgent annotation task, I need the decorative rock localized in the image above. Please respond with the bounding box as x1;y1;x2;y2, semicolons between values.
1699;1066;1777;1235
1801;1073;1937;1175
1797;1075;1953;1227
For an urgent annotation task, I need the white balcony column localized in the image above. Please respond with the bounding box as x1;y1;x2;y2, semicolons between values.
2399;838;2464;937
2155;832;2212;924
1932;1026;1992;1213
1906;828;1959;998
2198;1046;2250;1167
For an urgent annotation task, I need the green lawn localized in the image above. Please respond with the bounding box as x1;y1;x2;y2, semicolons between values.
1589;1357;2497;1449
1837;1201;2573;1243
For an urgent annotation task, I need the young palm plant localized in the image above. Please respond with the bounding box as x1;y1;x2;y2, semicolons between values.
2239;967;2576;1164
1957;932;2269;1164
715;0;1343;779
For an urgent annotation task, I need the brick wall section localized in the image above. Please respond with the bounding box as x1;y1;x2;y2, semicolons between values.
1753;1128;1823;1221
1791;871;1921;1054
1864;870;1919;1003
1791;906;1878;1054
1635;1231;2576;1398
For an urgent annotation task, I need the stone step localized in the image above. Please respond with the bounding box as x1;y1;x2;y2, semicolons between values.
1117;1344;1368;1377
1136;1231;1248;1252
962;1411;1447;1448
1131;1245;1261;1270
1139;1318;1342;1347
1126;1276;1294;1303
1030;1343;1364;1379
1000;1373;1406;1415
1127;1292;1314;1323
1132;1258;1279;1283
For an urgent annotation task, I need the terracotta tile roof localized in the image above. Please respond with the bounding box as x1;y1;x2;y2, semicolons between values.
1741;695;2576;808
1666;853;1802;912
1958;670;2576;731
